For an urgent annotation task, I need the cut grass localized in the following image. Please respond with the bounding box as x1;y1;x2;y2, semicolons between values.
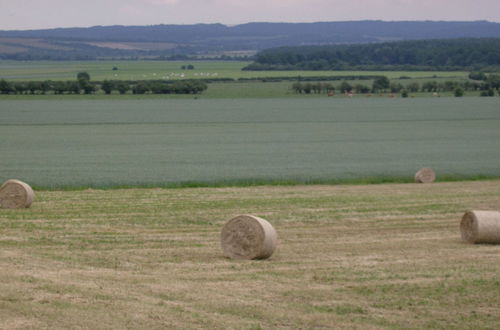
1;180;499;328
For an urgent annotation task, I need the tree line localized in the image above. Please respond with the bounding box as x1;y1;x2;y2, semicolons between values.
291;74;500;96
244;38;500;71
0;73;208;95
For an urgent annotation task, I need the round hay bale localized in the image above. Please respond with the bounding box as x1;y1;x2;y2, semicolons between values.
415;167;435;183
221;215;277;260
460;210;500;244
0;179;35;209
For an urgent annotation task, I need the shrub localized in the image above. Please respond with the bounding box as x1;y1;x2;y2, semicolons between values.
454;87;464;97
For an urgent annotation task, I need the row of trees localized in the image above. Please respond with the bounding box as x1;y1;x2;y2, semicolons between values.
291;75;500;95
0;73;208;95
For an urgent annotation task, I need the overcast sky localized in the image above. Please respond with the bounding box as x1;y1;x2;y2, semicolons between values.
1;0;500;30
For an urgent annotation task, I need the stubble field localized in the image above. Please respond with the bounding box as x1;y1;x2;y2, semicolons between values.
1;180;499;329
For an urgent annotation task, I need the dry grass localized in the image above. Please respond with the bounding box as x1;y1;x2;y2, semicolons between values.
1;181;499;329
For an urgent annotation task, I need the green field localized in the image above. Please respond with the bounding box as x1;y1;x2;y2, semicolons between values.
1;97;499;188
0;60;470;81
1;181;499;328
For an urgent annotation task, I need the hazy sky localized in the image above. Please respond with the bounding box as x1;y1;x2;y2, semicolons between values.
1;0;500;30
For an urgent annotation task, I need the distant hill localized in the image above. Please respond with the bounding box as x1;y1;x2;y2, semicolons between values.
1;21;500;60
243;38;500;71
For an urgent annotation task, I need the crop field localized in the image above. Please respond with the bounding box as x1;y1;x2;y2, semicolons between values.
0;60;470;81
1;97;499;188
1;181;499;328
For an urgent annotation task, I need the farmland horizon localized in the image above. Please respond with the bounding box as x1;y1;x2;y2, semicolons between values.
1;1;500;328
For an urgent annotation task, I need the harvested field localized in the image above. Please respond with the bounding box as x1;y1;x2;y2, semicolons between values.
1;180;499;329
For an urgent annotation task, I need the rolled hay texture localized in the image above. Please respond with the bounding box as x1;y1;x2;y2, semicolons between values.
221;215;278;260
460;210;500;244
0;179;35;209
415;167;436;183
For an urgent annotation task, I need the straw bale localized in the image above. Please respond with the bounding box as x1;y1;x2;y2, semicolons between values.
221;214;278;260
0;179;35;209
415;167;435;183
460;210;500;244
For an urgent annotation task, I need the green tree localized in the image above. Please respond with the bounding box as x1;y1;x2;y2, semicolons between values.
454;87;464;97
487;74;500;90
40;81;51;94
116;82;130;95
354;84;370;93
302;83;312;94
68;81;81;94
132;83;149;94
468;72;486;80
14;82;28;94
77;71;90;81
390;82;404;93
323;83;335;93
77;72;90;83
339;81;352;93
53;81;67;94
0;80;15;94
292;82;303;94
480;89;495;97
422;81;438;92
82;84;95;94
77;72;91;94
27;81;40;94
406;82;420;92
372;76;390;92
101;80;114;94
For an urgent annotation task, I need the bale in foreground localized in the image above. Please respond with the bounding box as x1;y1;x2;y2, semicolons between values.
0;179;35;209
415;167;436;183
221;215;278;260
460;210;500;244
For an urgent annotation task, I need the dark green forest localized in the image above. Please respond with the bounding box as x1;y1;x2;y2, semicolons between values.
244;38;500;71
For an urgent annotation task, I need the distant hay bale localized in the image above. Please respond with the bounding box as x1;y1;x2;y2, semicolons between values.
460;210;500;244
415;167;435;183
221;215;278;260
0;179;35;209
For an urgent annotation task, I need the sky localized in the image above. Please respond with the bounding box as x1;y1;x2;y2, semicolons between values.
1;0;500;30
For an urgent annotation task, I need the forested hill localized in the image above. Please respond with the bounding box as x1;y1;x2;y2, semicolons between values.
243;38;500;71
1;21;500;60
